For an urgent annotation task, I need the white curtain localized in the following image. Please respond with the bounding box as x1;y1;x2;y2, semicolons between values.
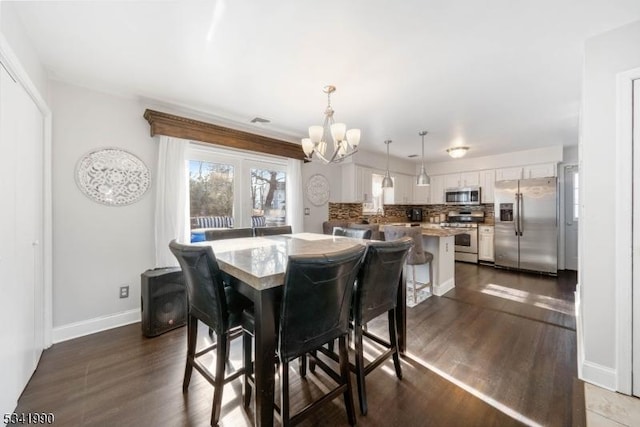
286;158;304;233
154;136;189;267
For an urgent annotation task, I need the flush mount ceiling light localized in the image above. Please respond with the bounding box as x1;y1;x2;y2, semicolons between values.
382;140;394;189
416;131;430;186
446;146;469;159
301;85;361;164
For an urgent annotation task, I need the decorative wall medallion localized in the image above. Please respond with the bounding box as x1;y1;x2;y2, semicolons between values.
306;173;330;206
75;148;151;206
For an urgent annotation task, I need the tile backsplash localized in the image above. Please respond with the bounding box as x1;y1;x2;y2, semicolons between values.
328;202;495;224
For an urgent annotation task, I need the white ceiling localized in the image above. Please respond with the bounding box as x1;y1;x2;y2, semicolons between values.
10;0;640;162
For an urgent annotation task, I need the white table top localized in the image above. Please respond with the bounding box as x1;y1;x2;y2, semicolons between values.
194;233;366;290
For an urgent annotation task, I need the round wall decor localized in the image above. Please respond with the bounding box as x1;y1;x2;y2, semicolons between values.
76;148;151;206
306;173;330;206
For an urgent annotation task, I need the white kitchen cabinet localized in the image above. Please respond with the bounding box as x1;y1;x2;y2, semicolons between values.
478;225;494;262
413;181;430;204
343;164;373;202
523;163;556;179
479;169;495;204
429;175;445;204
496;163;556;181
444;171;480;189
359;166;373;202
391;173;413;204
495;167;523;181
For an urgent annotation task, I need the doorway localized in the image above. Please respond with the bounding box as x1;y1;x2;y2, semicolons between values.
564;165;579;271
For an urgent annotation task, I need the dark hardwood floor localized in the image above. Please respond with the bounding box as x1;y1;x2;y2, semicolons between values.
14;263;579;426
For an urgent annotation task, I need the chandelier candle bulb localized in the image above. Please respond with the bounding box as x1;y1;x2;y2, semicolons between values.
309;126;323;143
346;129;361;147
331;123;346;142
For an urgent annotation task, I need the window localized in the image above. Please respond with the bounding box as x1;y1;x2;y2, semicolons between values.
371;173;395;213
188;145;288;229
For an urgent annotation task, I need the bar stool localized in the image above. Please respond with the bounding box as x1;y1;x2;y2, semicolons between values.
383;225;434;305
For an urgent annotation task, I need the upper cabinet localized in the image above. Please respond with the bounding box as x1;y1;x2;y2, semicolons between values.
443;171;480;188
358;166;373;202
523;163;556;179
479;169;495;204
390;173;414;204
430;175;445;204
495;163;556;181
495;167;523;181
413;181;430;204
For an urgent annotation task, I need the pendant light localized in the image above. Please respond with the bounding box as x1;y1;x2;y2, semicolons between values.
382;140;394;188
416;131;431;186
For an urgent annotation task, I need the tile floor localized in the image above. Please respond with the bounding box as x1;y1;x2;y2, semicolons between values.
585;383;640;426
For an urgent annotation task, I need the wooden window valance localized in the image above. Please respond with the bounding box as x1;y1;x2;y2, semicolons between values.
143;109;305;160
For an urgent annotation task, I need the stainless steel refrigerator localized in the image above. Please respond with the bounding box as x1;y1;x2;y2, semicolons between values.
494;177;558;274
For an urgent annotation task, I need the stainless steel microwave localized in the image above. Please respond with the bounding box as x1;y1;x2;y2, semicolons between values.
444;186;482;205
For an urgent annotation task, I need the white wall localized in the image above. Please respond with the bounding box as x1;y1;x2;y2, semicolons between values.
301;161;342;233
423;145;564;176
50;81;157;340
353;148;418;174
580;20;640;389
301;149;417;233
0;2;47;98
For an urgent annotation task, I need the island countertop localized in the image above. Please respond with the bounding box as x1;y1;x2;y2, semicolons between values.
379;223;469;237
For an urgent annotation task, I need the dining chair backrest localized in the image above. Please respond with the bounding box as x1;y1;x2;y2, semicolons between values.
254;225;292;236
332;227;372;240
322;220;350;235
353;237;413;324
204;227;254;241
383;225;427;265
169;240;230;335
278;245;366;362
347;223;381;240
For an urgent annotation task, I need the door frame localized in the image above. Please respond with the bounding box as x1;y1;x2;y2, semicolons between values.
614;67;640;394
561;164;579;271
0;34;53;348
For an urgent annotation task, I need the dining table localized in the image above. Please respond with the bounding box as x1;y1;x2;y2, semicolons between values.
195;232;407;427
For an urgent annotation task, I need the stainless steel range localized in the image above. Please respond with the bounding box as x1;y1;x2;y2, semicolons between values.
442;210;485;263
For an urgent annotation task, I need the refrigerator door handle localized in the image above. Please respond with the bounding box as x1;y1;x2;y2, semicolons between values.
518;192;524;236
514;193;519;235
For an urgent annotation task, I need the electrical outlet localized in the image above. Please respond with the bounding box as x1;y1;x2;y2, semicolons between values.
119;285;129;299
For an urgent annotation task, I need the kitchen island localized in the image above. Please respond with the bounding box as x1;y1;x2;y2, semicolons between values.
380;223;467;297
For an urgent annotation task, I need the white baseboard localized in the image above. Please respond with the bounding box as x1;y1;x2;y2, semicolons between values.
433;277;455;296
52;309;141;344
580;360;617;391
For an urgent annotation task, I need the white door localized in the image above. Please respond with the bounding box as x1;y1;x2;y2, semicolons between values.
0;63;45;415
564;165;579;271
633;78;640;397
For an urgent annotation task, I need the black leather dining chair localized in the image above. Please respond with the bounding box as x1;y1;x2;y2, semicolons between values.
333;227;373;240
204;227;254;240
253;225;292;236
350;237;413;415
169;240;254;427
274;245;366;426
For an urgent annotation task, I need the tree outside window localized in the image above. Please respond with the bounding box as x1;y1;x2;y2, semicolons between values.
251;168;286;226
189;160;234;218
